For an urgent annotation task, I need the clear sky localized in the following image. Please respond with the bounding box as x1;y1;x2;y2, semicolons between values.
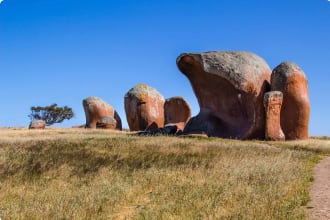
0;0;329;136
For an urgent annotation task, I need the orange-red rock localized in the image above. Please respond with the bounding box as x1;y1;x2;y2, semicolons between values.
29;120;46;129
164;96;191;132
82;96;122;130
271;62;310;140
264;91;285;141
124;84;165;131
177;51;271;139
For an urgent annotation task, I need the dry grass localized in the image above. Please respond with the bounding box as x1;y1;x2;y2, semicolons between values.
0;128;329;219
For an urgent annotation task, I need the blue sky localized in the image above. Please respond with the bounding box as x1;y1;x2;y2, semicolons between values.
0;0;329;136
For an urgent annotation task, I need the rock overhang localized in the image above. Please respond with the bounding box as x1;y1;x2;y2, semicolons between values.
177;51;271;95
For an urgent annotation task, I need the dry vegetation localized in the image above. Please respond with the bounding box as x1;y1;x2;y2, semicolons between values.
0;128;329;219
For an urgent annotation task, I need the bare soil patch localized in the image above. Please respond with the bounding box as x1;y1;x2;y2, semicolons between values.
308;157;330;220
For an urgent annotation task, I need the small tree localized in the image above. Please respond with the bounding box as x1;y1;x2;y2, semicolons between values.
29;104;74;126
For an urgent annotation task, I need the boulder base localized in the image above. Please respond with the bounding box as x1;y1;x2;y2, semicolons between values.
96;116;117;129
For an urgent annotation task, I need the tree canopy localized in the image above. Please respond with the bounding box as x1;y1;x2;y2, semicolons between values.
29;104;74;126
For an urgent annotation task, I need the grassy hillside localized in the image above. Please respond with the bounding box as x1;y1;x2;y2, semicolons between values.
0;128;329;219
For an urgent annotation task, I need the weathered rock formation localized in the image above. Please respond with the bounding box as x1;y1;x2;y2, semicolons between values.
177;51;271;139
82;96;122;130
164;96;191;132
29;120;46;129
264;91;285;141
271;62;310;140
124;84;165;131
96;116;117;129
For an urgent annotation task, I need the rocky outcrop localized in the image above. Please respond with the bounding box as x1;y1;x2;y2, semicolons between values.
271;62;310;140
177;51;271;139
124;84;165;131
264;91;285;141
29;120;46;129
164;96;191;132
82;96;122;130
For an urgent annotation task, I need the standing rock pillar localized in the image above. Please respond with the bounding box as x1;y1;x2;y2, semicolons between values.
264;91;285;141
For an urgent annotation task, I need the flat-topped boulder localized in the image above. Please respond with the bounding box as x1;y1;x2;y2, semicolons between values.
82;96;122;130
124;84;165;131
271;62;310;140
177;51;271;139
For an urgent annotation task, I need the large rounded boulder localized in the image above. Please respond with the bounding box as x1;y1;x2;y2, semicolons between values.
164;96;191;132
29;120;46;129
177;51;271;139
124;84;165;131
82;96;122;130
271;62;310;140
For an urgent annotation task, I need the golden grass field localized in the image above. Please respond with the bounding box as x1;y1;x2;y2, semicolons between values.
0;128;329;219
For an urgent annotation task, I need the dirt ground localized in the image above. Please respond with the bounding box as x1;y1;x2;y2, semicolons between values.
307;157;330;220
